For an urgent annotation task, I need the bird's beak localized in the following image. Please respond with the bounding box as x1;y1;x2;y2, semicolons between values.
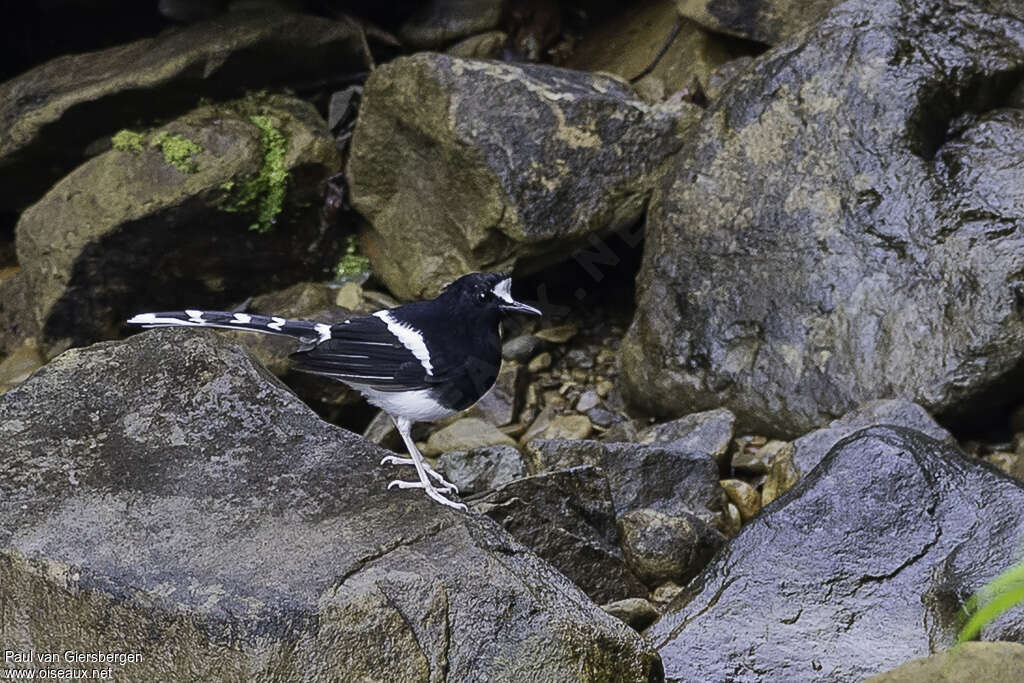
500;299;542;316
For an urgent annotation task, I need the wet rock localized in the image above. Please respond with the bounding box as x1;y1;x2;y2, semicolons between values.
719;479;760;521
472;466;648;604
622;0;1024;436
422;417;517;456
761;442;800;505
791;400;954;477
502;334;543;362
16;95;343;356
601;597;660;632
437;445;527;495
673;0;840;44
0;12;369;212
398;0;504;49
566;2;731;99
639;407;735;470
865;642;1024;683
648;426;1024;681
618;508;724;586
0;329;661;681
526;439;723;524
348;53;696;299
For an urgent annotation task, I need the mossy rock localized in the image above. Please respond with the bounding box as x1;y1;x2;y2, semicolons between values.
15;94;343;355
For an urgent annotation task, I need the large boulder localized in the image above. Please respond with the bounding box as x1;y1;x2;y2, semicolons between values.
673;0;840;44
647;426;1024;682
0;11;369;212
347;53;696;299
15;95;343;356
622;0;1024;436
0;329;662;682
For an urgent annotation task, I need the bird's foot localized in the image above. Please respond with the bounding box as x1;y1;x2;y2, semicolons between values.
387;479;468;511
380;455;459;493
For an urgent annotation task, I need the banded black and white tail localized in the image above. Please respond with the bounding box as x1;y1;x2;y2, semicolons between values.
127;310;333;348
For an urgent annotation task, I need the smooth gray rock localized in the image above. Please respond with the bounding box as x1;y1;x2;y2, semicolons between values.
472;466;648;605
525;439;724;525
0;12;369;212
791;399;954;476
348;53;697;299
437;444;527;495
648;426;1024;682
621;0;1024;436
15;96;343;356
0;329;662;682
639;407;735;470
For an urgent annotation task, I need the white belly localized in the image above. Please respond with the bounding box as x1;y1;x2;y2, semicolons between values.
349;385;457;423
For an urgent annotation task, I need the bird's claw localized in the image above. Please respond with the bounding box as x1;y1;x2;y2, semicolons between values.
387;479;467;511
381;456;459;493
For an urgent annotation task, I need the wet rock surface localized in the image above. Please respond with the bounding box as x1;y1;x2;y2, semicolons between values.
648;426;1024;682
674;0;841;44
348;53;697;299
0;329;661;682
622;0;1024;436
15;95;343;356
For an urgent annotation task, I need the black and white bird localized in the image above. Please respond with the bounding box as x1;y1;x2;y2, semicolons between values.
127;272;541;510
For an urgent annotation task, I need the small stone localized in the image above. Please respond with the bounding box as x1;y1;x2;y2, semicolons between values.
543;390;567;410
650;581;685;607
570;369;589;383
985;452;1019;478
601;598;659;632
535;324;578;343
596;349;616;365
761;442;801;505
566;349;594;369
519;406;557;446
502;334;544;362
600;420;640;443
334;280;364;310
640;408;736;471
0;340;44;391
618;508;724;585
437;445;526;495
720;479;761;522
422;417;516;456
446;30;508;59
539;415;593;441
576;390;600;412
595;380;615;398
587;407;620;429
528;352;552;372
721;503;743;537
732;439;790;475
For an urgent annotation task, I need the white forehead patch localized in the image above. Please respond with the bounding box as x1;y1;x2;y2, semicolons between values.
492;278;514;304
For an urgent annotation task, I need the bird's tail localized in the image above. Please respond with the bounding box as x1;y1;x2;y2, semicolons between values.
127;310;333;348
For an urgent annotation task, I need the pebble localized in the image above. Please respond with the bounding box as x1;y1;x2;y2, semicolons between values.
762;445;801;506
650;581;685;607
575;389;600;412
535;324;578;343
422;417;516;456
733;439;790;475
720;479;761;522
566;349;594;369
539;414;593;441
334;281;364;310
595;380;614;398
502;334;543;362
0;340;44;392
528;352;552;372
601;598;659;632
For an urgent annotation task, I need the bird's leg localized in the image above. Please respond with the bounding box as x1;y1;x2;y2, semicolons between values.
388;417;467;511
379;454;459;493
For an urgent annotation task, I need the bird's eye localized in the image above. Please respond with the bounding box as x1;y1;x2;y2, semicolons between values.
478;291;488;302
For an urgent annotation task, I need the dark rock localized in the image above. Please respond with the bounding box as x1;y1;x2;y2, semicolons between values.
0;269;32;357
566;1;731;99
791;399;953;477
865;642;1024;683
397;0;504;49
472;466;648;604
526;439;723;525
601;597;660;632
437;444;527;495
648;426;1024;682
586;407;621;429
348;53;697;299
15;95;343;356
0;12;370;213
502;334;543;362
673;0;840;44
617;508;724;586
732;438;788;475
0;329;661;681
622;0;1024;436
639;407;735;470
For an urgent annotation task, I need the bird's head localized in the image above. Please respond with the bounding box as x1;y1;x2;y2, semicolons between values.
442;272;542;318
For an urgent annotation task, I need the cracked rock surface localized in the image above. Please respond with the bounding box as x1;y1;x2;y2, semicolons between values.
621;0;1024;436
0;329;661;682
647;426;1024;682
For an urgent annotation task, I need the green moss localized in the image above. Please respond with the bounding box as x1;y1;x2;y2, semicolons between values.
111;129;144;153
150;131;202;173
335;235;371;279
221;114;290;233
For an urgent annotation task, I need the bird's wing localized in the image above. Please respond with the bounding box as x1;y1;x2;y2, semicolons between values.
289;314;431;391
